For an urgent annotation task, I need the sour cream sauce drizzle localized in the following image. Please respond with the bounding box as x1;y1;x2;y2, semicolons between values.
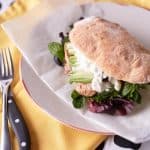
66;42;121;92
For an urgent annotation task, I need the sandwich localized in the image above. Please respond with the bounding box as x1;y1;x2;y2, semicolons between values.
48;16;150;115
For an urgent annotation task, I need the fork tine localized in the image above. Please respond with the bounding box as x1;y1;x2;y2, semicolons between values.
7;48;14;76
0;51;3;76
4;49;9;77
1;49;6;77
0;48;14;78
3;49;9;77
5;48;11;76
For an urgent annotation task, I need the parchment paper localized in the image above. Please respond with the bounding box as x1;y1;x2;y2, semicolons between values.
2;1;150;142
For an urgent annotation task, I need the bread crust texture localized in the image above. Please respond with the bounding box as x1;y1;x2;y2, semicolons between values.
69;17;150;83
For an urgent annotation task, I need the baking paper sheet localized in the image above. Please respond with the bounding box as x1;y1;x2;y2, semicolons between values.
2;0;150;142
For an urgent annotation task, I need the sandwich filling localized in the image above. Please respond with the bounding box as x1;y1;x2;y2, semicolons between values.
48;17;149;115
65;42;121;92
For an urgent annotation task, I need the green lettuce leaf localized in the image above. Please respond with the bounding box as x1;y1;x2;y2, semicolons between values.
71;90;85;108
48;42;64;62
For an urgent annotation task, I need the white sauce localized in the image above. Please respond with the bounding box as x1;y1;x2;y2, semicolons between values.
66;42;121;92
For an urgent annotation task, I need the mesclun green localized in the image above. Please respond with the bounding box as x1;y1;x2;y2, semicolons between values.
70;82;148;109
121;83;143;104
62;36;69;45
71;88;119;109
71;90;85;108
93;88;119;103
48;35;69;63
130;91;141;104
48;42;64;62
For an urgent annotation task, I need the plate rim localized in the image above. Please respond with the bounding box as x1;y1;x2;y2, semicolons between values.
11;2;150;141
20;58;113;134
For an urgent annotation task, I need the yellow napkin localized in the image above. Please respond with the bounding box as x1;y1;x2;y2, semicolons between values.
79;0;150;8
96;0;150;9
0;1;107;150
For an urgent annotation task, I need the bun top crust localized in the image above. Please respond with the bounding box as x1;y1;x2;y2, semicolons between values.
69;17;150;83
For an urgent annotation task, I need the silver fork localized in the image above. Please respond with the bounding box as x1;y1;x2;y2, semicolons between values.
0;48;14;150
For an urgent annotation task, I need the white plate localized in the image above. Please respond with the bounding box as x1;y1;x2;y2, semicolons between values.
3;2;150;142
21;58;110;133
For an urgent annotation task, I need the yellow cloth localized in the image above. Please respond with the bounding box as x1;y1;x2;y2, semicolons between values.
0;0;149;150
96;0;150;9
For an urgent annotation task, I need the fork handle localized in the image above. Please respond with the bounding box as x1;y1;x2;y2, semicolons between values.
1;89;11;150
8;95;31;150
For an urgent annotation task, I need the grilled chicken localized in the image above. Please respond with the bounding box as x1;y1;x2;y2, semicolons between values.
64;46;96;97
75;83;96;97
